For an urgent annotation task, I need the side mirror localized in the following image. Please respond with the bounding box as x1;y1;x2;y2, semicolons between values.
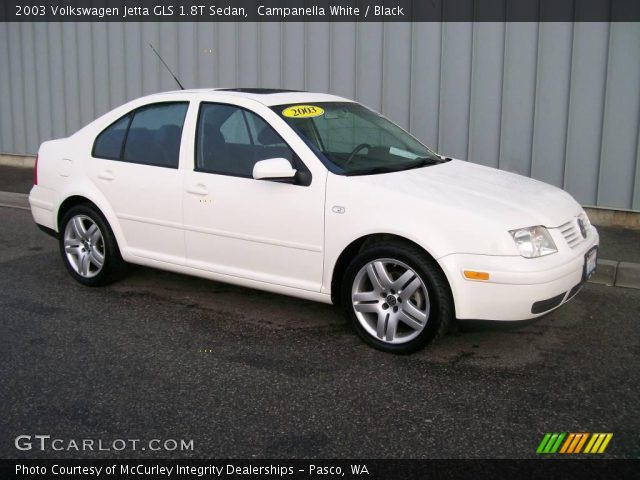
252;158;297;182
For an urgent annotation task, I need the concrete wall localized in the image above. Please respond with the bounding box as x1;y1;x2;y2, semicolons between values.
1;21;639;211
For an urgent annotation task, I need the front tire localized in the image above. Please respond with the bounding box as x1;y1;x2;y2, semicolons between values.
341;240;454;354
59;204;126;286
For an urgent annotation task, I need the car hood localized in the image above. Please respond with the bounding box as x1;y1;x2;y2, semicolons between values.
351;159;582;230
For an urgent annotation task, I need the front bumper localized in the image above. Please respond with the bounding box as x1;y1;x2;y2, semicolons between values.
440;228;599;321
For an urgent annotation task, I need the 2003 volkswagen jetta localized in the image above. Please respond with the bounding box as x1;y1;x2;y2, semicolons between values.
29;88;599;353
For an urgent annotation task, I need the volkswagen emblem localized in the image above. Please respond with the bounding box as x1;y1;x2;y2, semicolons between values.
577;218;587;239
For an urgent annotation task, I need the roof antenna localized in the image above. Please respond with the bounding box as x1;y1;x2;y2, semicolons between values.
149;43;184;90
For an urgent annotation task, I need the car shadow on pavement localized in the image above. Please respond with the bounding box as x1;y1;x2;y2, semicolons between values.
111;264;347;331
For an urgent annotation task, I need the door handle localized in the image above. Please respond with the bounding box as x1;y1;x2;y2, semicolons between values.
98;170;114;181
187;184;209;196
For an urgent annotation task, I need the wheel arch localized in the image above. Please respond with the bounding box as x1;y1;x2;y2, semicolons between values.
55;193;127;259
57;195;101;230
330;233;454;306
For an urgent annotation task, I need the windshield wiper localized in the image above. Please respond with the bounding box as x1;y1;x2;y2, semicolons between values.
346;157;444;176
346;160;435;176
346;166;401;176
403;157;442;170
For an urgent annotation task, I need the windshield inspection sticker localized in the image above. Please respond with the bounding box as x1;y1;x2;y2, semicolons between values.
282;105;324;118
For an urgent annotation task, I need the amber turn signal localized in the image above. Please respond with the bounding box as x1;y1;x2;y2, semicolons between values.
463;270;490;281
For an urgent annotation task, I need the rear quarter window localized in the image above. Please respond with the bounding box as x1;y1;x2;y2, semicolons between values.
92;114;130;160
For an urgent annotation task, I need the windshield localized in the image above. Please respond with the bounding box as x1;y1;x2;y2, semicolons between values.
273;102;443;175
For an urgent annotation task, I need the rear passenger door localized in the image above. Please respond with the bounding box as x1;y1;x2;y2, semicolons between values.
88;101;189;265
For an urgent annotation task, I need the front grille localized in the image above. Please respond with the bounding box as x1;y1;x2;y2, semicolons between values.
559;213;591;249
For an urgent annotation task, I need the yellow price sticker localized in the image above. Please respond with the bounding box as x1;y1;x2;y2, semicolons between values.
282;105;325;118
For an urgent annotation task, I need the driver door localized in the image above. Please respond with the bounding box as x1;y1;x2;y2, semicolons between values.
182;102;326;292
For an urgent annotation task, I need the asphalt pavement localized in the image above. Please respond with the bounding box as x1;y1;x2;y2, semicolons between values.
1;205;639;459
0;165;33;194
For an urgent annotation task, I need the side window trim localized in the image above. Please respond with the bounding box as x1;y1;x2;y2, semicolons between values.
118;114;134;161
194;101;312;186
92;101;189;169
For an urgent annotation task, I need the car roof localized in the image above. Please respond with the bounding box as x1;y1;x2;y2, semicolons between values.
157;88;354;106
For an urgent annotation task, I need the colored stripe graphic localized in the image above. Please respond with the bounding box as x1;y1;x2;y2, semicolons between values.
592;433;606;452
568;433;588;453
574;433;589;453
559;433;575;453
584;433;613;454
537;433;552;454
584;434;598;453
549;433;566;453
544;433;559;453
597;433;613;453
537;433;565;454
538;433;612;454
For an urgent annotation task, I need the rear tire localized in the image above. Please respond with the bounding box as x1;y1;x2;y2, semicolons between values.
341;240;454;354
59;204;126;286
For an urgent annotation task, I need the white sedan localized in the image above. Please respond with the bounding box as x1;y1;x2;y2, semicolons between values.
29;88;599;353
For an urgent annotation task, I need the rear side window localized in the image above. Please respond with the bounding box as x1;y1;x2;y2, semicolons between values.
93;102;188;168
92;114;130;160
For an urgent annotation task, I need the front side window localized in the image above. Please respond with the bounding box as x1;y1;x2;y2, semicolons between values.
196;103;294;177
274;102;444;175
218;108;251;144
93;102;188;168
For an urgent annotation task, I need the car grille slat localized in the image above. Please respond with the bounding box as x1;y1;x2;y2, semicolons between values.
558;213;592;249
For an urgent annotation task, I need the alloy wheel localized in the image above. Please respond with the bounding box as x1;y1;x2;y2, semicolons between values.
351;258;430;344
63;214;105;278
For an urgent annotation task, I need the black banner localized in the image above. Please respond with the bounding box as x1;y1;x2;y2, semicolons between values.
2;0;640;22
2;459;640;480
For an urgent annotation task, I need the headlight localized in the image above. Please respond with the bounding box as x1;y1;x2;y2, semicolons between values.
509;226;557;258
